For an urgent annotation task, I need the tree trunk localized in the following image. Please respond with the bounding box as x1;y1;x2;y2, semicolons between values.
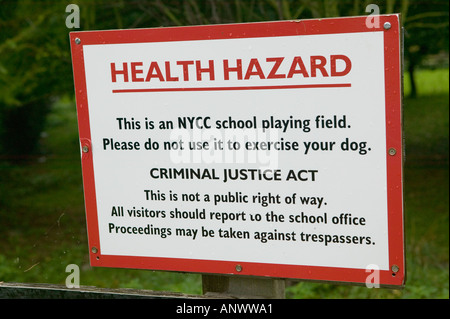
408;59;417;98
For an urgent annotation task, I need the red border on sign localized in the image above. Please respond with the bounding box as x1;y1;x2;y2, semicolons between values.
70;15;404;287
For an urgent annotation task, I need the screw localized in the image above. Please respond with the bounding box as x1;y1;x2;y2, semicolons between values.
388;148;397;156
391;264;399;273
91;247;98;254
384;22;392;30
75;38;81;44
235;264;242;272
82;145;89;153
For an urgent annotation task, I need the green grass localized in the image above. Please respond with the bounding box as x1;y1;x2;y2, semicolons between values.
0;69;448;298
404;68;450;97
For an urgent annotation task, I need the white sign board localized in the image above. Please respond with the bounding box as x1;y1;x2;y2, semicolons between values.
71;15;404;286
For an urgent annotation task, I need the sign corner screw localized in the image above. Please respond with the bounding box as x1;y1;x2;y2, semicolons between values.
384;22;392;30
75;37;81;44
391;264;399;274
235;264;242;272
82;145;89;153
91;247;98;254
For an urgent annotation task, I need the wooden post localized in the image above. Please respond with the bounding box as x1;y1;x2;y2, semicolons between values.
202;275;285;299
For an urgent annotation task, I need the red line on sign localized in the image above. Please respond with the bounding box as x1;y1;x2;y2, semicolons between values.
112;83;351;93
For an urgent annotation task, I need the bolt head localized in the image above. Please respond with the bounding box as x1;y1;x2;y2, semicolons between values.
235;264;242;272
75;38;81;44
82;145;89;153
388;148;397;156
384;22;392;30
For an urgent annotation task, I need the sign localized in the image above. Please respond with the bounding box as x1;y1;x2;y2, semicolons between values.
70;15;405;287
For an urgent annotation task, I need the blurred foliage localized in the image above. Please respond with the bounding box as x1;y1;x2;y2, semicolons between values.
0;0;72;157
0;0;448;157
0;1;71;106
